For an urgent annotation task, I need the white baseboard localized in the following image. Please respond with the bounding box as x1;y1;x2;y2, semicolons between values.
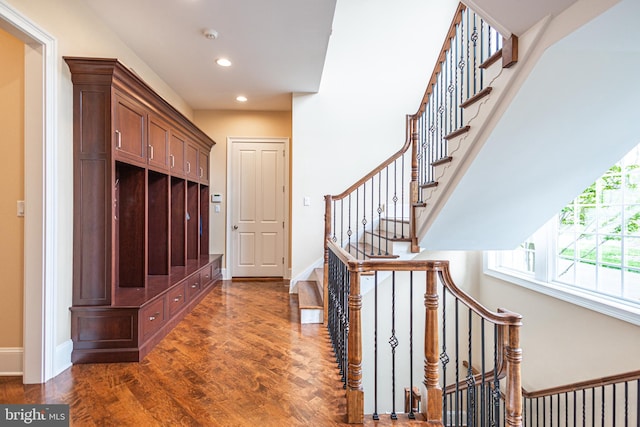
0;347;23;376
54;340;73;376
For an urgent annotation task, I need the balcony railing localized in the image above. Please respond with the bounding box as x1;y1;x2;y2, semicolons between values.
326;240;523;424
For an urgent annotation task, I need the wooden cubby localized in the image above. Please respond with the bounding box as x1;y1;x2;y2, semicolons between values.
148;170;169;276
66;57;222;364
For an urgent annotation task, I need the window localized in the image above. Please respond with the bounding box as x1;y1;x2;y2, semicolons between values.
486;144;640;325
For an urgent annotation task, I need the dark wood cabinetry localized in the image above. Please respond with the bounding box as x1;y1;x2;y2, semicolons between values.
66;57;221;363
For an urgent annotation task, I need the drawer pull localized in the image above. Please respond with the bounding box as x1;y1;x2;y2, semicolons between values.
115;130;122;149
148;312;161;321
173;294;183;302
191;283;198;288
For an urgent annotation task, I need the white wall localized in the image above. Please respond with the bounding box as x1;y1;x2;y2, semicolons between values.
291;0;459;282
472;251;640;391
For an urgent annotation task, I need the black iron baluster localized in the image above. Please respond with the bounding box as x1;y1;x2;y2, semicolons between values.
362;182;369;257
467;308;476;427
601;386;605;427
393;160;398;239
481;318;486;427
355;188;360;259
493;323;500;427
458;9;466;127
471;13;478;95
582;389;585;427
625;381;630;427
441;288;449;423
389;272;398;420
401;153;405;238
409;271;415;419
347;195;352;255
373;272;379;420
612;384;616;427
385;166;389;251
377;172;383;255
455;298;460;427
592;388;595;427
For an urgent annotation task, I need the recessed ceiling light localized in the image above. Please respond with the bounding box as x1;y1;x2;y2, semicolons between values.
216;58;232;67
236;96;248;102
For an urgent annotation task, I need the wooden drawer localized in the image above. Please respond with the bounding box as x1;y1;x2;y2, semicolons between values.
201;264;214;287
186;273;201;300
141;298;166;339
167;283;187;317
212;257;221;279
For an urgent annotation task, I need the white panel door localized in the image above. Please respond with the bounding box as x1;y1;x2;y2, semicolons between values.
231;142;285;277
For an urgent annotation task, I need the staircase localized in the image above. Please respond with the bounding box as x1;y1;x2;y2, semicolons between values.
297;4;528;324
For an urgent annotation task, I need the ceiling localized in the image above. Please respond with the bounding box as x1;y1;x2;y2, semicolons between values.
84;0;336;111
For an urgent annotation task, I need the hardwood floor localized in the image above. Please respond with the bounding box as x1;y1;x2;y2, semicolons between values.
0;280;428;426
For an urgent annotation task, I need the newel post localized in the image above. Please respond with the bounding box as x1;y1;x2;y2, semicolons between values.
423;268;442;422
346;269;364;423
409;116;420;253
323;195;332;325
505;323;523;427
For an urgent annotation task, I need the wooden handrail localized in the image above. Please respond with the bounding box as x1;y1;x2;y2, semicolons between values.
412;3;467;119
523;370;640;399
326;239;523;425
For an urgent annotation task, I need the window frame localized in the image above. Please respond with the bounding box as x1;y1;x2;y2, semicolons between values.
485;220;640;326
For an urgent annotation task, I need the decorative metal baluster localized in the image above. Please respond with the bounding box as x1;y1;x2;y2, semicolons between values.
493;324;501;427
612;384;616;427
355;188;360;259
441;288;449;423
467;308;476;427
389;271;398;420
471;12;479;96
624;381;629;427
480;18;484;89
592;388;595;427
373;272;379;420
582;389;586;427
455;298;460;427
481;318;486;427
347;195;352;255
385;166;389;249
636;379;638;427
601;386;605;427
377;172;383;255
401;152;405;238
465;8;470;102
458;9;466;127
394;160;399;238
409;271;415;419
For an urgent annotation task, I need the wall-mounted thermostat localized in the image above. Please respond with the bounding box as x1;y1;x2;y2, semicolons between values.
211;193;223;203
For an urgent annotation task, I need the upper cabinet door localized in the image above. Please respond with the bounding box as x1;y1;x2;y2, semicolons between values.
114;92;146;166
148;115;170;171
185;142;199;181
199;149;210;184
170;131;186;177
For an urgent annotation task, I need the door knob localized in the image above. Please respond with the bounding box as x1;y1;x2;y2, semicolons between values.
233;225;238;230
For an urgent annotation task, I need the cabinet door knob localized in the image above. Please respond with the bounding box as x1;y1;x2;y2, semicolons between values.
233;225;238;230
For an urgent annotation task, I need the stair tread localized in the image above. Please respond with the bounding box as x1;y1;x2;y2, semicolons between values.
298;280;323;310
365;230;411;242
349;242;400;259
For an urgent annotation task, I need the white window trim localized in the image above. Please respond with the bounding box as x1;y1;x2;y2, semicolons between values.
484;251;640;326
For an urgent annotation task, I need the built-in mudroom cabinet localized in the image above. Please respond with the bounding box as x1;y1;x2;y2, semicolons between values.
65;57;222;363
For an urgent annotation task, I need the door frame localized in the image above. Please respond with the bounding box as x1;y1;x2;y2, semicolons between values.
0;0;59;383
226;137;290;280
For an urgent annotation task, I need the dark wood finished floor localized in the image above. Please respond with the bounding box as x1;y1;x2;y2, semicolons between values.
0;280;428;426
